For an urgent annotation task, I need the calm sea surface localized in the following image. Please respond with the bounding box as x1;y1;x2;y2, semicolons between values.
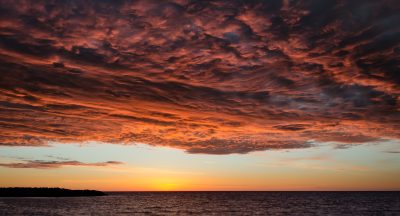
0;192;399;215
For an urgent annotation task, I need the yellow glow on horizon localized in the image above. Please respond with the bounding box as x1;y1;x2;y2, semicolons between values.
149;178;184;191
1;142;400;191
155;183;178;191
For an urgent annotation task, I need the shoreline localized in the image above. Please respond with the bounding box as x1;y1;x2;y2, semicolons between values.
0;187;106;197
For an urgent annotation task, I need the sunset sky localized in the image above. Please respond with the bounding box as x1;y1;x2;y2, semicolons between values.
0;0;399;191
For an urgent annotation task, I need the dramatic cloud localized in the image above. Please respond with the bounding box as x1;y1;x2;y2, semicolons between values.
0;0;399;154
0;160;123;169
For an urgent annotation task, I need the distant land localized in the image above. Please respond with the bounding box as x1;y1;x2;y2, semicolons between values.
0;187;106;197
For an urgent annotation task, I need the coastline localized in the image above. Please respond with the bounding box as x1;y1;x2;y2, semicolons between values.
0;187;106;197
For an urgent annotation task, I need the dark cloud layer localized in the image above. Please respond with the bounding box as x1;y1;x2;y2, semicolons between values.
0;0;399;154
0;160;122;169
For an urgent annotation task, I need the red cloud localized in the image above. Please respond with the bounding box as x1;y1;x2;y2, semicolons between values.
0;0;399;154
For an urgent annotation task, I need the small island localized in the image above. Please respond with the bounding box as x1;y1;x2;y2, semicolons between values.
0;187;106;197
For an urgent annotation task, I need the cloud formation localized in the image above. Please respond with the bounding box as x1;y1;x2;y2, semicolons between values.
0;160;122;169
0;0;399;154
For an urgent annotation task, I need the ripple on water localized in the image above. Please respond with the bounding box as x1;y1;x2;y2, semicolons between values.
0;192;399;216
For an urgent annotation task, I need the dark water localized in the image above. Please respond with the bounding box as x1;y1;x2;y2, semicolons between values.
1;192;399;215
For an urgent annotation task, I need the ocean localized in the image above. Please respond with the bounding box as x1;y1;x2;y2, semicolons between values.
1;192;399;215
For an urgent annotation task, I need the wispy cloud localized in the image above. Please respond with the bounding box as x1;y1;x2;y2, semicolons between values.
0;160;123;169
383;151;400;154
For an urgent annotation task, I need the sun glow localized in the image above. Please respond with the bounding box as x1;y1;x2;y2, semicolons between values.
151;179;182;191
1;143;400;191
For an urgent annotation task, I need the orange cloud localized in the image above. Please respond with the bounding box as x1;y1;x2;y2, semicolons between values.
0;0;399;154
